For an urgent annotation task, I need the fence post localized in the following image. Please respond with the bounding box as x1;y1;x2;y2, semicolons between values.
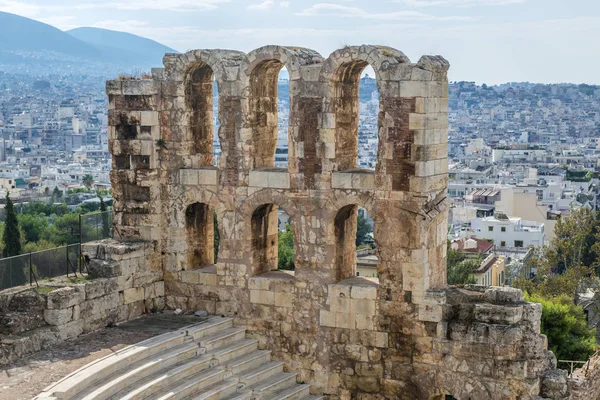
79;214;83;275
66;245;69;277
29;252;32;286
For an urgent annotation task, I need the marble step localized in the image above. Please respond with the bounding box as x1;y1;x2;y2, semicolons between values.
109;355;214;400
249;372;298;399
75;342;200;400
223;350;272;378
211;339;260;366
150;368;227;400
198;328;248;353
267;385;310;400
237;361;284;388
187;318;234;341
184;380;239;400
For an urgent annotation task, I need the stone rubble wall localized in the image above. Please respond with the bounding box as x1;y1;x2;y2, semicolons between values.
103;45;600;399
570;351;600;400
0;240;163;367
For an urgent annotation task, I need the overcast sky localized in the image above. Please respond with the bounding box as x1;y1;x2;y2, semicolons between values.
1;0;600;84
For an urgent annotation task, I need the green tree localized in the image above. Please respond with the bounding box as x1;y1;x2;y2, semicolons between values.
42;213;80;245
1;193;26;288
100;196;110;239
82;174;94;189
17;213;49;243
356;213;370;246
448;257;478;285
527;293;596;365
213;210;219;263
278;223;295;270
51;187;62;203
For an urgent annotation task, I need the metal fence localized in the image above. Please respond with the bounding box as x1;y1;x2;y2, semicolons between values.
0;211;112;291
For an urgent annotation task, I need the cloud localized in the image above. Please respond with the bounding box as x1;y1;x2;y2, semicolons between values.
296;3;472;20
280;1;290;8
78;0;228;12
247;1;274;10
398;0;526;7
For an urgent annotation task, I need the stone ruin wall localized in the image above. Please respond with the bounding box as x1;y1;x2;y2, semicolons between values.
0;241;163;366
104;45;599;399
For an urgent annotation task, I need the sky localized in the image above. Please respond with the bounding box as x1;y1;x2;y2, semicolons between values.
1;0;600;84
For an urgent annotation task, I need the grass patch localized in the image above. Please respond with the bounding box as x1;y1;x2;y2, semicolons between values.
34;286;55;295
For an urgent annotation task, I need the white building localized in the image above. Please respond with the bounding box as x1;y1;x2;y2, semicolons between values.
471;211;545;249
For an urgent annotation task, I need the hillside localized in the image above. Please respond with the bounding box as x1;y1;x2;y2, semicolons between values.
0;12;99;59
0;12;178;76
68;27;177;67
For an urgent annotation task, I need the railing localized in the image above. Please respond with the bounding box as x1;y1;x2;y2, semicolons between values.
0;210;112;291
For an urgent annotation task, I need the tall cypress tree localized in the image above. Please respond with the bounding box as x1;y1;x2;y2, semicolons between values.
1;192;26;288
99;195;110;238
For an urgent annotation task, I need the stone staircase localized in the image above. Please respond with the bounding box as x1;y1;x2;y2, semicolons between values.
37;317;322;400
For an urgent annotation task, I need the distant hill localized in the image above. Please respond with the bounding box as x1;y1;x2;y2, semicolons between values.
0;11;178;76
68;27;177;67
0;11;100;59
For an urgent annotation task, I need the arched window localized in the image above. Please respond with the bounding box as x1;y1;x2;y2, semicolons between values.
251;204;295;275
275;67;290;168
358;66;379;169
249;60;290;170
333;61;380;172
335;205;377;282
185;62;217;166
212;77;221;166
185;202;218;270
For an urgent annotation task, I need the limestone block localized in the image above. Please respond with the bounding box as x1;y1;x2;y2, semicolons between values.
180;169;199;186
85;278;118;300
274;292;294;308
355;314;374;330
250;290;274;306
44;308;73;326
268;171;290;189
123;287;145;304
474;303;523;325
416;55;450;74
140;111;159;126
55;319;84;341
122;79;157;96
400;81;430;98
361;331;389;348
350;285;377;300
334;312;355;329
522;302;542;333
155;281;165;297
418;304;444;323
484;286;524;304
198;272;217;286
330;296;352;313
248;171;269;187
351;173;376;190
540;369;570;400
88;259;121;278
331;172;352;189
351;299;376;315
411;68;433;81
198;169;218;186
46;287;84;310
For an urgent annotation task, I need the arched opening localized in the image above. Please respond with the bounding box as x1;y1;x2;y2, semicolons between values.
185;202;219;270
358;66;379;169
249;60;290;170
251;203;295;275
335;205;377;282
213;77;221;166
275;67;290;168
185;62;217;166
333;61;380;171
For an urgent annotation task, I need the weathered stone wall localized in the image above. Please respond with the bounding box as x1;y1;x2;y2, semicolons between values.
105;45;597;399
0;240;163;367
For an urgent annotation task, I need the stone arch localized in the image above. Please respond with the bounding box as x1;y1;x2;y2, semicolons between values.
243;46;324;170
321;46;410;172
333;199;379;282
185;202;215;270
184;61;215;166
241;189;299;275
163;50;245;169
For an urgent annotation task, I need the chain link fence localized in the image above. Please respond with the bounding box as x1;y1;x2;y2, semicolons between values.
0;211;112;291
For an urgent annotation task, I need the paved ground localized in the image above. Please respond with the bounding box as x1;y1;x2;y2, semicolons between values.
0;313;203;400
